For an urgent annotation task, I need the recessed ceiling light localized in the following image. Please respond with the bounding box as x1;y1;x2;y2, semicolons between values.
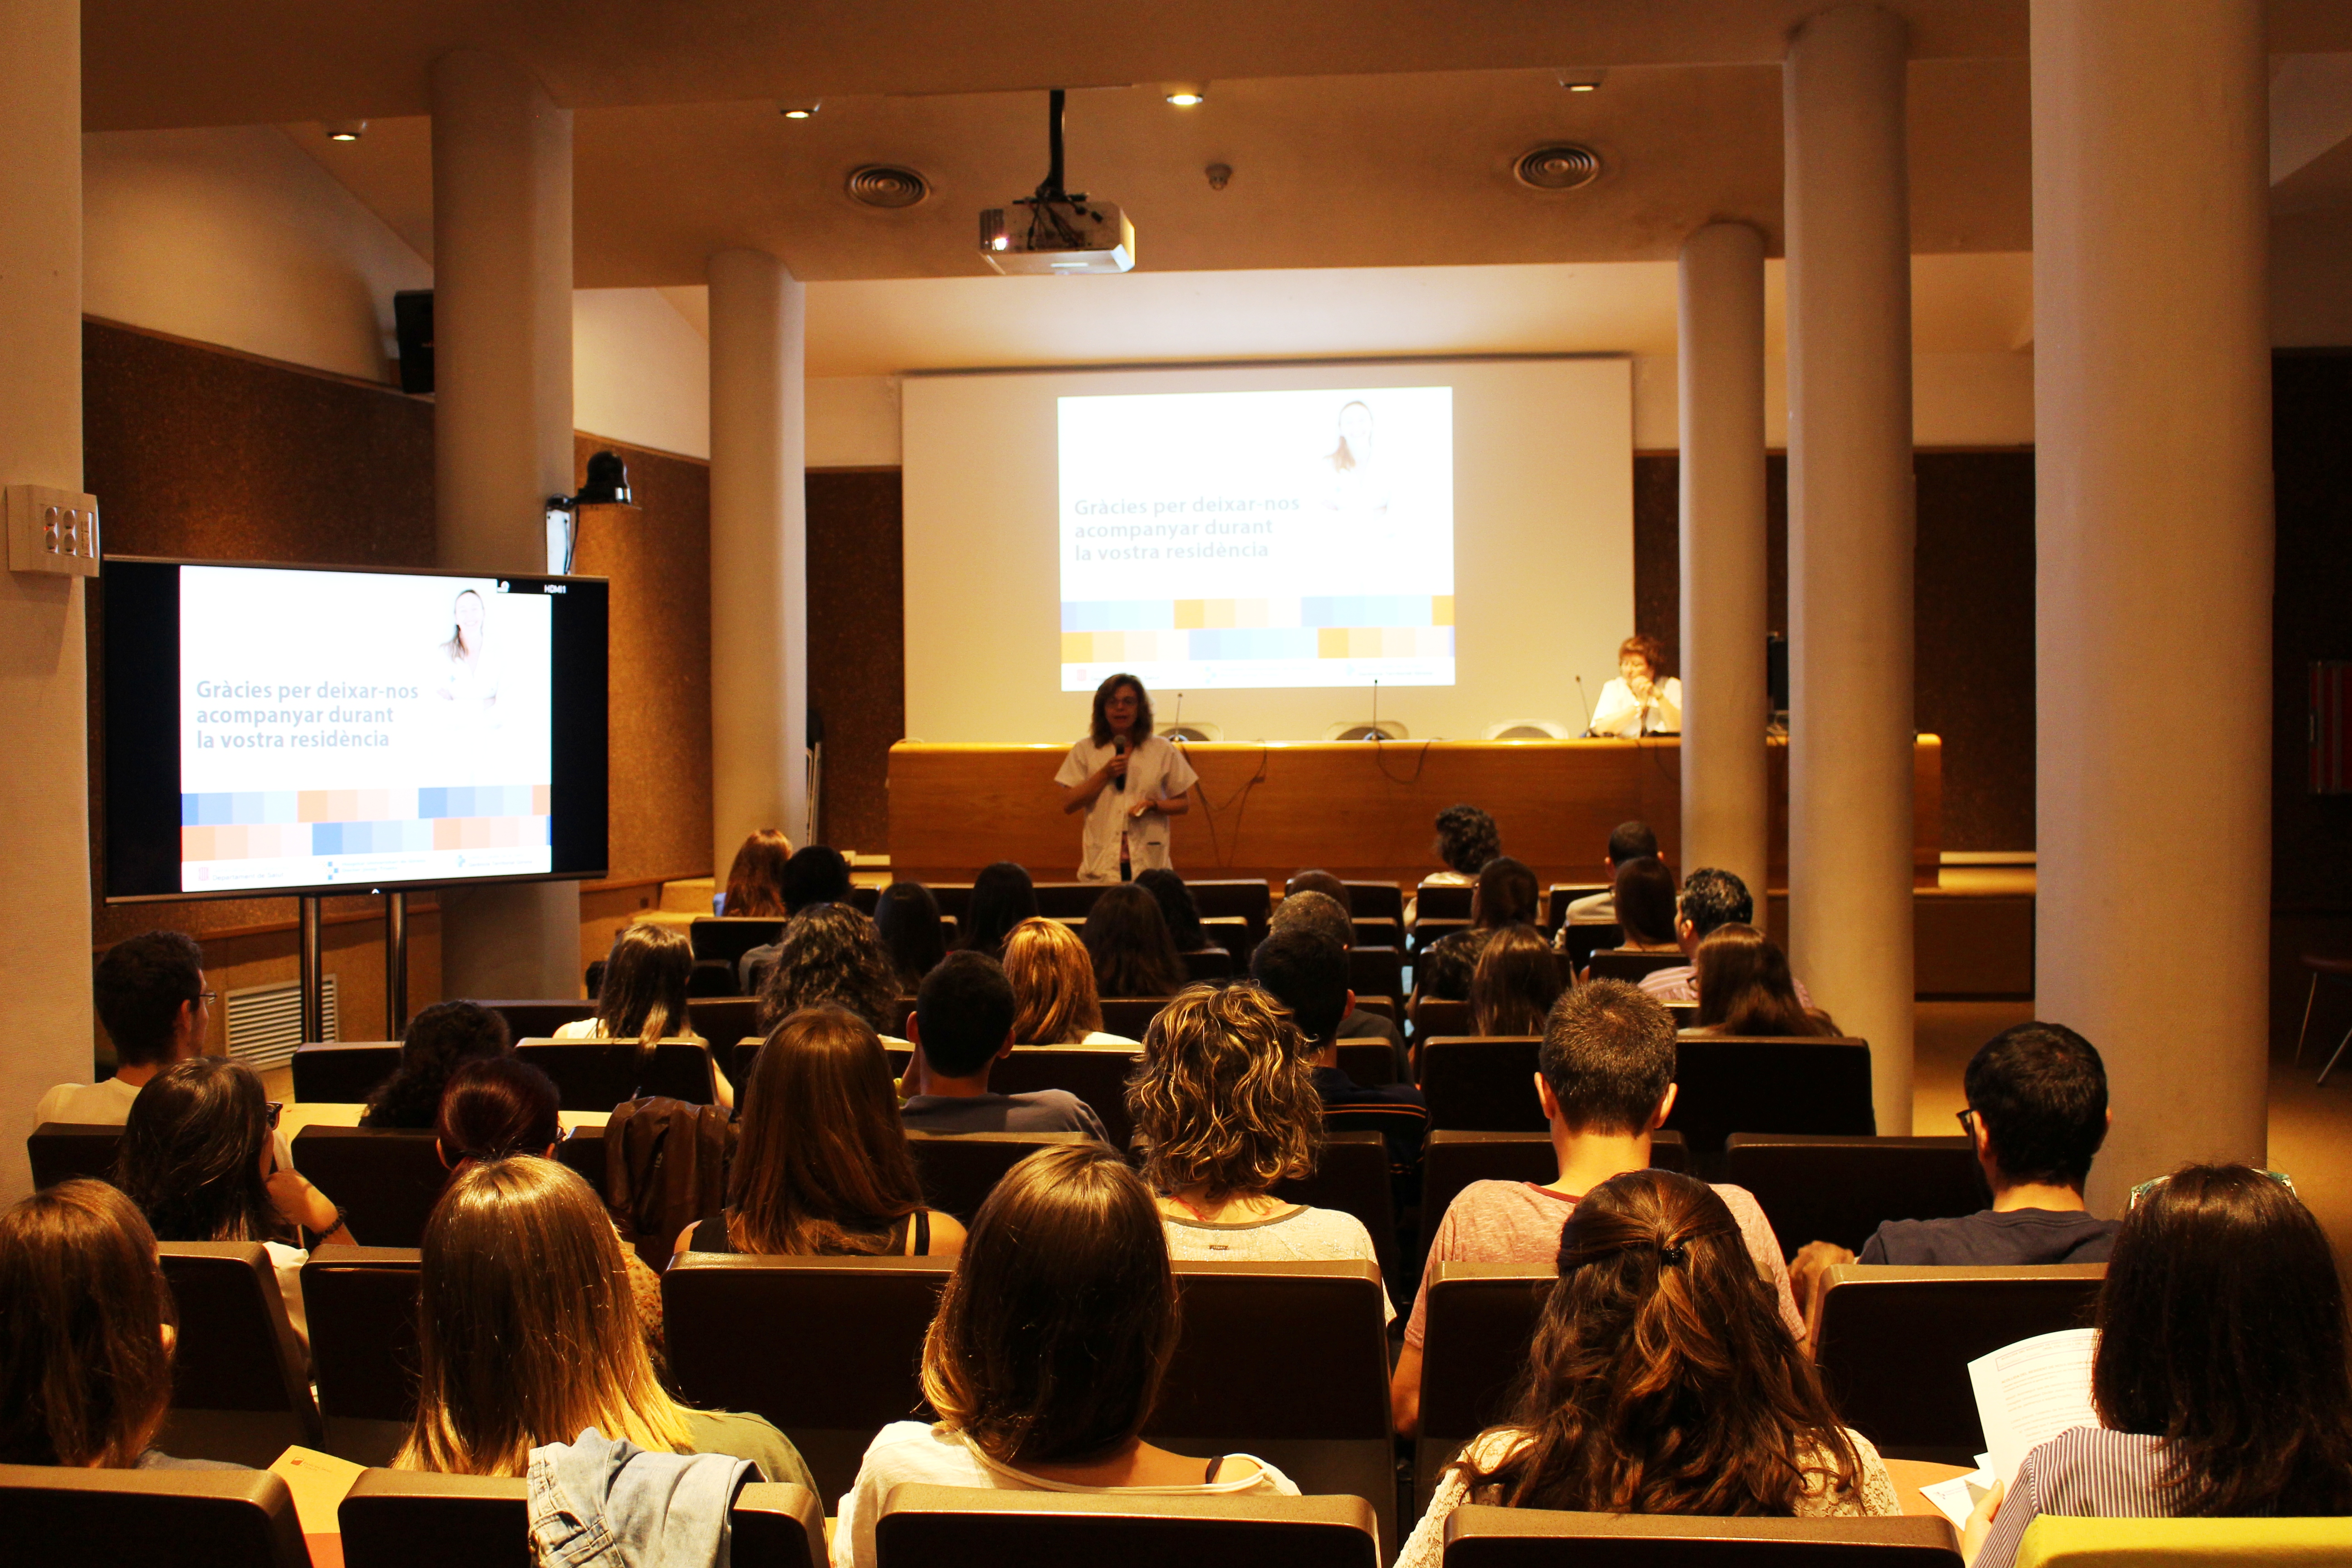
323;120;367;142
1556;68;1607;93
778;99;821;119
1161;82;1207;107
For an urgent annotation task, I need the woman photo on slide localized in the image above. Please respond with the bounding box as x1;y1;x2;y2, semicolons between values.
1055;674;1199;884
1323;400;1391;517
433;588;501;720
1587;634;1682;738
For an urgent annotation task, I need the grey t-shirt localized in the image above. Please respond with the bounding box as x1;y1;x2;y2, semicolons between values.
900;1088;1107;1141
1859;1207;2119;1266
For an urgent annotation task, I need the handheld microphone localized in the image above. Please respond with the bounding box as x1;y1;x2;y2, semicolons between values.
1111;735;1127;791
1575;674;1594;736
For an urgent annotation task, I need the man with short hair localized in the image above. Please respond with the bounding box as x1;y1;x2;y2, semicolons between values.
1249;925;1427;1204
899;951;1108;1139
1270;888;1409;1079
738;846;858;990
1636;866;1810;1007
1558;819;1658;929
1790;1023;2119;1309
35;931;213;1130
1389;979;1801;1436
1284;869;1352;911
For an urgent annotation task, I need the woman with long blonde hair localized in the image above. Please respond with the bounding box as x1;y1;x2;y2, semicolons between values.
675;1007;963;1259
556;922;730;1108
1002;918;1132;1045
397;1156;812;1483
832;1146;1298;1568
1127;985;1390;1312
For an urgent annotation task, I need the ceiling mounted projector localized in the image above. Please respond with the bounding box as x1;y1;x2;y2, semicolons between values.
980;88;1135;274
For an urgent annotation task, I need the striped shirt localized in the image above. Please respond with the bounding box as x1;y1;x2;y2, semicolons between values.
1975;1427;2175;1568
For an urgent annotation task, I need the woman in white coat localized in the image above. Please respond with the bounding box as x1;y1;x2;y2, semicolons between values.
1588;634;1682;737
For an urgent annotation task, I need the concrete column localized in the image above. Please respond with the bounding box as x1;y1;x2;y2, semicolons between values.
707;249;809;872
430;50;582;998
1677;222;1771;911
2032;0;2270;1206
1784;5;1916;1133
0;0;92;1199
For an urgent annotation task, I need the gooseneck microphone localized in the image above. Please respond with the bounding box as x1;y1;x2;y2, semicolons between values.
1111;735;1127;791
1575;674;1595;737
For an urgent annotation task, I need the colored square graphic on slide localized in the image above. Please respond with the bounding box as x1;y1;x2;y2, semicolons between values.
1059;386;1454;691
177;781;552;890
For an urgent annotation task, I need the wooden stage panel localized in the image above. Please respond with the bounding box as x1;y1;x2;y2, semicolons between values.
887;737;1942;890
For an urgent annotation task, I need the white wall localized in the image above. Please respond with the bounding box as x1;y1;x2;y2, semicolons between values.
903;357;1631;746
809;375;902;466
574;287;710;458
83;126;430;382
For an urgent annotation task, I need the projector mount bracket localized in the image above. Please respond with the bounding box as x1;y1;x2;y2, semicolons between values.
1014;88;1107;250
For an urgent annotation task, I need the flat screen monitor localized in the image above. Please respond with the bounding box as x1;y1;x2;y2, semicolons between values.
101;558;608;901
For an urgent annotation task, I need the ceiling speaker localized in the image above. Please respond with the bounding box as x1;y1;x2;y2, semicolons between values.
1514;143;1602;191
846;165;930;208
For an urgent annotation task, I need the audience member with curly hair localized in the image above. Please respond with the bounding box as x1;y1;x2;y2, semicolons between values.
360;1000;510;1130
755;903;903;1038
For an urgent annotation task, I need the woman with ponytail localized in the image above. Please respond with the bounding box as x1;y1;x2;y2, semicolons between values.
1396;1168;1896;1566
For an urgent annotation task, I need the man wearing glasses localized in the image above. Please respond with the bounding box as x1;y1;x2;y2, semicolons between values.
1790;1022;2121;1310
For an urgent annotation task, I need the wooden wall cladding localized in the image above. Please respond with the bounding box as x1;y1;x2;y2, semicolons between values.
1632;449;2035;853
569;434;712;887
806;468;905;856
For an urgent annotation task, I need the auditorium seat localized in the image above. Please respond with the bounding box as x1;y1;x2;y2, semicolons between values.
848;885;881;916
1420;1130;1690;1240
1542;883;1610;936
1418;1037;1544;1131
290;1127;450;1250
1409;918;1469;960
1342;882;1405;924
907;1130;1098;1222
993;1044;1142;1149
482;999;597;1040
1152;1260;1397;1552
1585;949;1688;984
1558;922;1623;974
1439;1506;1962;1566
302;1245;421;1464
1271;1131;1398;1303
26;1121;120;1187
1098;997;1174;1040
340;1470;826;1568
664;1252;951;1501
1187;879;1274;948
1202;915;1253;962
1412;1261;1551;1507
689;995;761;1052
1415;883;1474;921
1347;946;1405;1008
514;1037;717;1111
689;915;785;966
1811;1263;2106;1464
1413;998;1476;1044
0;1463;308;1568
873;1485;1382;1568
688;958;739;997
157;1241;323;1466
554;1122;608;1192
1033;881;1110;918
1663;1037;1877;1164
1721;1134;1986;1259
926;884;975;922
1182;946;1235;982
290;1041;402;1103
1335;1040;1395;1088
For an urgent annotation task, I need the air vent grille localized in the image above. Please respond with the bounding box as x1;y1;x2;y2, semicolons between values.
1514;143;1602;191
846;165;930;208
225;975;338;1069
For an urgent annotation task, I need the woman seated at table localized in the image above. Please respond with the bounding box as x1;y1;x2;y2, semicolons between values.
1587;634;1683;738
1965;1164;2352;1567
1469;922;1567;1036
675;1006;963;1260
0;1179;240;1470
397;1155;813;1485
1396;1169;1896;1568
115;1055;353;1352
833;1145;1298;1568
360;1000;510;1129
1003;917;1136;1045
1683;925;1837;1037
557;922;730;1109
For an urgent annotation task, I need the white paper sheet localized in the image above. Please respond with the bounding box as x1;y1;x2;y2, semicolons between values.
1920;1468;1997;1531
1969;1326;2099;1485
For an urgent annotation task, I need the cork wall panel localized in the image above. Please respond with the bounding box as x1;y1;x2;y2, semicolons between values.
1632;450;2035;852
570;435;712;885
807;469;905;856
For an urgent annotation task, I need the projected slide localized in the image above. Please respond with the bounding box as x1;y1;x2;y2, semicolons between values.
176;566;554;892
1059;386;1454;691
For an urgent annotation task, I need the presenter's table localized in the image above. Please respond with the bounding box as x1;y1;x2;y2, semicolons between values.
887;736;1941;889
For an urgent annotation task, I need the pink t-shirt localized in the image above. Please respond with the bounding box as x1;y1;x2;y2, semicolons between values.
1405;1178;1802;1347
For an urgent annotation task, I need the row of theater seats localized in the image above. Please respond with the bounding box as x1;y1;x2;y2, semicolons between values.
0;1462;1986;1568
32;1227;2101;1555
